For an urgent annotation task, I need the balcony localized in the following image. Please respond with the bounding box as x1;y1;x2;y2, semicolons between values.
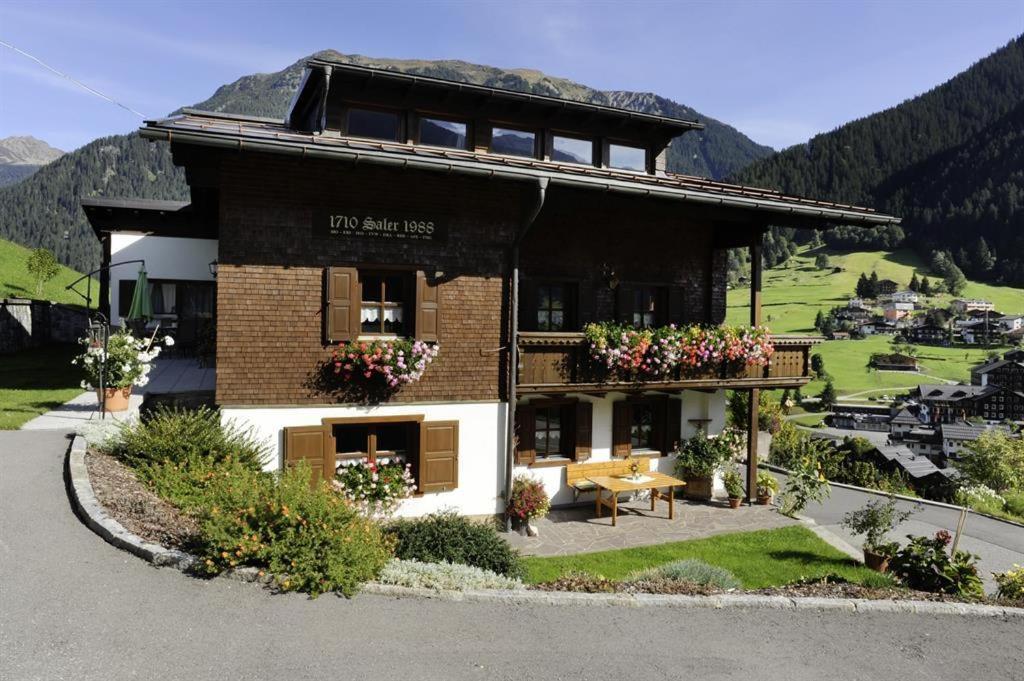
516;332;821;394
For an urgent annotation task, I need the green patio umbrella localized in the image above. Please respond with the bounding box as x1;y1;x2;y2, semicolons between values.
126;266;152;322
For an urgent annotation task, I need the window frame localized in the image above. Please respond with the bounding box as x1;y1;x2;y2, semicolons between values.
630;401;657;452
488;123;539;159
547;131;597;166
117;278;216;319
413;112;472;151
358;269;413;338
533;404;565;460
534;280;577;332
343;104;404;143
627;284;666;329
603;139;650;173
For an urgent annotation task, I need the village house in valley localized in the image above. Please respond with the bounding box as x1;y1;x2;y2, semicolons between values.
83;59;898;517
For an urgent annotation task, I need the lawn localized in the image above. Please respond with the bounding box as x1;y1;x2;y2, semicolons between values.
523;525;887;587
0;344;84;429
0;237;97;306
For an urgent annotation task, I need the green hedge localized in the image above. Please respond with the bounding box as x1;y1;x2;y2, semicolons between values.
386;512;524;579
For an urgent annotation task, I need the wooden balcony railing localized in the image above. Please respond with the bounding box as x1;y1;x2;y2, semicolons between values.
516;332;821;394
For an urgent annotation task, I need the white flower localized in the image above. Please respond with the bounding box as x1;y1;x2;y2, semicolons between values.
163;336;175;347
80;380;88;389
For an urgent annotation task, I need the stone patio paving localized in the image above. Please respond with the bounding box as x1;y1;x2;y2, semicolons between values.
505;497;797;557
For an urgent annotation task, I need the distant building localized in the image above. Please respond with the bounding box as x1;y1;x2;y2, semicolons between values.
870;352;919;371
951;299;995;314
828;330;851;341
891;290;919;304
907;323;948;345
890;406;925;439
883;301;913;321
848;298;869;310
914;384;988;423
997;315;1024;332
876;279;900;295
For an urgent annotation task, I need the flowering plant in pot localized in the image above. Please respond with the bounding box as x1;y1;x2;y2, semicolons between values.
330;339;438;388
332;458;416;518
755;471;779;505
673;433;732;500
506;475;550;536
72;330;169;412
722;467;745;508
840;495;918;572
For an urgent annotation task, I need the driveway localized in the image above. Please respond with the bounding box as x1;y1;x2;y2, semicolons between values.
1;430;1022;681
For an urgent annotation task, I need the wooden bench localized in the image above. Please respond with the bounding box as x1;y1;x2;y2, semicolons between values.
565;458;651;502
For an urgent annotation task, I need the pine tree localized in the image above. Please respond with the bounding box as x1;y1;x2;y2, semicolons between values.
920;276;932;295
810;353;826;377
820;380;838;410
909;272;920;292
814;310;825;332
868;271;880;298
855;272;871;298
944;262;968;296
971;236;996;274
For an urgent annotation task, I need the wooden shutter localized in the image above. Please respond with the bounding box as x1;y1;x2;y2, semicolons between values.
415;270;440;342
612;401;632;457
514;404;536;465
574;400;593;461
419;420;459;493
326;267;359;342
284;425;334;484
664;397;683;454
616;284;635;326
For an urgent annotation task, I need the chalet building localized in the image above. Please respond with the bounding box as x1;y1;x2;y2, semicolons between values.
876;279;899;296
83;59;897;516
906;323;948;345
869;352;919;371
890;290;919;304
951;298;995;314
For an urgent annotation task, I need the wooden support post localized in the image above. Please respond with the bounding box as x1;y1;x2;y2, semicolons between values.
747;230;764;504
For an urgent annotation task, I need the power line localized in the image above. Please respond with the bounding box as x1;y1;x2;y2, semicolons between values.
0;39;147;119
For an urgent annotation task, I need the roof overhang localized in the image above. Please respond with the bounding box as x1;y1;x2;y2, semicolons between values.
81;197;217;240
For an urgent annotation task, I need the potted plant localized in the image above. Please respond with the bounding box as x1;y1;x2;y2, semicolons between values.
723;467;745;508
756;471;778;505
506;475;550;536
840;495;917;572
674;433;732;501
73;330;167;412
332;459;417;518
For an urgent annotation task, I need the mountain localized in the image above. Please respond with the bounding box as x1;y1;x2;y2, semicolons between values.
0;51;773;274
734;36;1024;286
0;136;64;187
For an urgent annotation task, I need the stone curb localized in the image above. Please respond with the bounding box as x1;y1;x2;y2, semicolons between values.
67;437;1024;617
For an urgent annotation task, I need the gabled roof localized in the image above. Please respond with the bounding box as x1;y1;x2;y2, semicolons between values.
874;444;948;479
891;408;922;426
940;421;989;441
917;384;987;401
974;359;1024;374
140;110;900;229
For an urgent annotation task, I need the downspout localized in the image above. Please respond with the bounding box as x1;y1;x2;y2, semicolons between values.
504;177;549;530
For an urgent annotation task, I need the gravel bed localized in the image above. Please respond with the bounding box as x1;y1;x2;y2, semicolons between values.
85;450;199;550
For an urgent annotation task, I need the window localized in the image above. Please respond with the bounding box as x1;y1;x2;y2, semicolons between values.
536;283;572;331
118;279;215;319
419;117;468;149
347;108;401;141
490;126;536;157
551;134;593;165
631;402;655;450
632;286;661;328
360;273;409;335
608;143;647;171
334;421;413;466
535;406;563;458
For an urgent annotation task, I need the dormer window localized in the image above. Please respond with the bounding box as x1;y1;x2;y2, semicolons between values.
490;126;536;158
551;134;594;165
419;117;469;150
347;108;402;142
607;142;647;172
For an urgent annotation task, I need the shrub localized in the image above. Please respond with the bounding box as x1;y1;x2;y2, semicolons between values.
674;433;732;479
191;462;393;597
957;432;1024;493
110;406;268;471
627;559;741;590
1003;490;1024;519
377;559;523;591
840;496;918;552
994;565;1024;602
889;531;984;599
386;511;524;579
756;471;779;497
954;484;1006;516
778;454;831;517
506;475;550;522
332;459;416;518
722;467;745;499
534;570;616;593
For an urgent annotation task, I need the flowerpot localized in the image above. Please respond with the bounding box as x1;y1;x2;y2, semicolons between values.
728;497;743;509
683;475;714;501
96;386;132;412
863;549;890;573
526;523;539;537
756;494;772;505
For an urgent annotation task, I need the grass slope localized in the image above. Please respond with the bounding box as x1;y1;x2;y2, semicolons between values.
0;238;96;306
728;246;1023;397
523;525;886;587
0;344;84;429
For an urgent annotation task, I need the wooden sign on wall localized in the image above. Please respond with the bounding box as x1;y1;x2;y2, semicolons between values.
313;208;446;243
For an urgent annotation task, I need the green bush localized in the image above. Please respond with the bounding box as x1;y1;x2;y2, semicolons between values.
1003;490;1024;519
674;433;732;479
889;531;984;599
190;462;392;597
627;559;741;590
957;432;1024;493
994;565;1024;602
386;511;524;579
110;406;268;471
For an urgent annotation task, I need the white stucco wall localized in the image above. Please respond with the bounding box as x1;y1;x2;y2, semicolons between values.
223;388;728;517
109;234;218;324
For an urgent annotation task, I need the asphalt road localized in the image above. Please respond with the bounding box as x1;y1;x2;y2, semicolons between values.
1;430;1022;681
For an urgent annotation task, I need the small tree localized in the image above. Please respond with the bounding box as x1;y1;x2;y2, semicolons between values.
814;253;830;270
855;272;872;299
957;432;1024;493
944;266;968;296
814;310;825;332
810;353;826;377
919;276;932;296
841;496;917;553
819;379;838;410
25;247;60;297
909;272;920;292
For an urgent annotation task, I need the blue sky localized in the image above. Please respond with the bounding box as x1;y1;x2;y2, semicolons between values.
1;0;1021;152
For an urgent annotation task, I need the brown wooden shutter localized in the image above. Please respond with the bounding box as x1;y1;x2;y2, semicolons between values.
415;270;439;342
514;404;536;465
616;284;635;326
284;425;334;484
419;420;459;493
326;267;359;342
664;397;683;454
612;401;632;457
574;400;593;461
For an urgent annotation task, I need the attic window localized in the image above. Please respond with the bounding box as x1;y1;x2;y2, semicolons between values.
419;117;468;149
490;126;536;158
551;135;593;165
347;108;401;142
607;143;647;171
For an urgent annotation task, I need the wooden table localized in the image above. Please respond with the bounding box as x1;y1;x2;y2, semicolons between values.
587;471;687;527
